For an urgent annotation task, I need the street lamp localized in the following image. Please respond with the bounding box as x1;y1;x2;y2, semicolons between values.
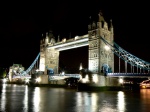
104;45;110;65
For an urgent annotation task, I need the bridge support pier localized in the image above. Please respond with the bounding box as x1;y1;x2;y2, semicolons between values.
78;74;122;91
94;75;121;87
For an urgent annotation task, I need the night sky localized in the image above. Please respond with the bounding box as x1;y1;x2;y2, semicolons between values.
0;1;150;73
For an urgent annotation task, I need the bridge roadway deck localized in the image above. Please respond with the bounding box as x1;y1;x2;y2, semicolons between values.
49;74;80;80
12;74;80;80
107;73;150;78
12;73;150;80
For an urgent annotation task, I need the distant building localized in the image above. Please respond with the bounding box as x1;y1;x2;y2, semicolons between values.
8;64;25;82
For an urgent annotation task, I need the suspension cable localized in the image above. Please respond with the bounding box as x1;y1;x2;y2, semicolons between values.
100;36;150;71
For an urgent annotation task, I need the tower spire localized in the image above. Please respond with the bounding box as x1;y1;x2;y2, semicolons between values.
57;35;60;42
98;10;105;22
79;63;83;70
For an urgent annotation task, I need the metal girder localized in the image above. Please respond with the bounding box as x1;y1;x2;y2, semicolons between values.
100;36;150;71
21;53;40;76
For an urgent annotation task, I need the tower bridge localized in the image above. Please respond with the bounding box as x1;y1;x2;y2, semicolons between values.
8;11;150;87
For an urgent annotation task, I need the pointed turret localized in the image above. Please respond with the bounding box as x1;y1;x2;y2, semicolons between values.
40;33;44;44
109;19;114;42
88;16;92;31
57;35;60;42
79;63;83;70
109;19;114;33
92;21;96;29
49;30;53;39
98;11;105;22
69;32;71;39
45;32;49;45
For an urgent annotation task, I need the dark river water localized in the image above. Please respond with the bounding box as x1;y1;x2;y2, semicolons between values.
0;84;150;112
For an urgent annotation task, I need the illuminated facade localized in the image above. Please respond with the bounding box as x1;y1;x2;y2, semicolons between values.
39;31;59;74
39;12;114;76
9;64;25;81
88;12;114;74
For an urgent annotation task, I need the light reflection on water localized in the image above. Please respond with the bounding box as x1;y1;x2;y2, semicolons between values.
1;84;150;112
1;83;6;111
33;87;40;112
117;91;125;111
23;86;28;112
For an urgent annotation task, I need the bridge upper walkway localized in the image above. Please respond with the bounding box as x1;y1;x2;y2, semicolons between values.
107;73;150;78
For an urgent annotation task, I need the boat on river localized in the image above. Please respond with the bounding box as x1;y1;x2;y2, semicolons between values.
140;79;150;89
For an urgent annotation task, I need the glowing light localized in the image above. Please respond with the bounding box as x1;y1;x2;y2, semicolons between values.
79;63;83;70
79;74;82;80
1;84;7;111
75;36;79;40
23;86;28;112
93;74;98;83
3;79;7;83
62;71;65;75
104;45;110;51
33;87;40;112
142;86;146;88
117;91;125;111
62;38;66;42
25;78;30;83
36;77;41;82
119;78;123;83
81;75;89;83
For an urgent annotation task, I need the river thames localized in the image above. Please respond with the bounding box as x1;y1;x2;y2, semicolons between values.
0;83;150;112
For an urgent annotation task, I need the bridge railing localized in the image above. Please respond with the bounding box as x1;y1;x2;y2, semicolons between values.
107;73;150;77
50;74;80;78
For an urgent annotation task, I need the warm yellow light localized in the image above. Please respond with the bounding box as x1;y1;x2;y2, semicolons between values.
75;36;79;40
119;78;123;83
25;78;30;83
93;74;98;83
81;75;89;83
79;63;83;70
104;45;110;51
142;86;146;88
36;77;41;82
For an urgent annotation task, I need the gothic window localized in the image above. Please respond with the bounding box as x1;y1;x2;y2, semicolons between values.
92;53;94;58
95;53;97;57
103;34;105;39
97;22;99;28
91;30;96;36
88;24;91;30
95;43;97;47
93;62;96;67
100;50;104;56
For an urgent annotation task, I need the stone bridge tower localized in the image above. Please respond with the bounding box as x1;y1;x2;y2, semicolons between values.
88;11;114;76
39;30;59;74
